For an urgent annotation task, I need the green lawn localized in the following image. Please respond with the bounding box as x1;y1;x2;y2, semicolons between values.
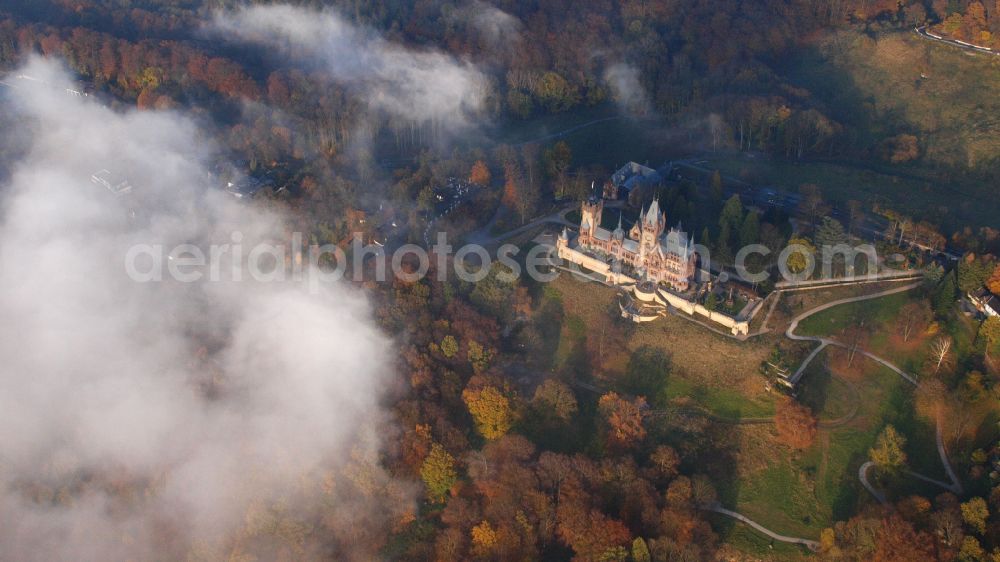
724;353;940;541
537;274;777;420
659;376;775;419
795;291;911;337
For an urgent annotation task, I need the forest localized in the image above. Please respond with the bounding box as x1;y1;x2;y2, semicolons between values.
1;1;999;561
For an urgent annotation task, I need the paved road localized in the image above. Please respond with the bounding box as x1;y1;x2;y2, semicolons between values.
914;25;998;56
704;504;821;551
859;462;889;505
463;203;584;247
784;282;923;385
511;116;623;147
783;283;965;502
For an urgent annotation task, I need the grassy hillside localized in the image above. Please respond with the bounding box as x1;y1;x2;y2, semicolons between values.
794;29;1000;169
775;29;1000;228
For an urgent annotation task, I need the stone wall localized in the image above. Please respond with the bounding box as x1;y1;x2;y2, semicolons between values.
557;242;754;336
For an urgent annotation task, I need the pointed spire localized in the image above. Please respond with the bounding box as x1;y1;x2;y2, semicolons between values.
646;197;661;225
617;210;623;230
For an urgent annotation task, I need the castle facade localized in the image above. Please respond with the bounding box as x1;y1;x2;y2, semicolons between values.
557;197;697;291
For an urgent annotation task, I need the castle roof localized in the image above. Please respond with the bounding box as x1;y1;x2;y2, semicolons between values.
613;211;625;239
663;228;689;257
645;198;661;225
593;227;612;242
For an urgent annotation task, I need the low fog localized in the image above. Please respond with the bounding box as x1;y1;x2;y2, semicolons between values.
604;62;652;117
0;58;409;561
212;4;488;130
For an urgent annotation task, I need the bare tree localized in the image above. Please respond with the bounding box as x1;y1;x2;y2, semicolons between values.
929;336;953;375
898;301;932;342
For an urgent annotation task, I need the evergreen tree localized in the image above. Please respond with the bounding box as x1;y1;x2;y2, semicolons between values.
716;222;733;264
719;194;743;232
710;170;724;203
958;254;992;293
739;210;760;248
814;216;847;248
934;271;957;317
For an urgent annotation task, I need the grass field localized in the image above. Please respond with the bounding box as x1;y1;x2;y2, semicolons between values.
538;273;777;418
777;28;1000;228
716;353;941;546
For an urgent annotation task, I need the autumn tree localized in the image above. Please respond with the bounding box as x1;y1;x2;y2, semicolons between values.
469;160;491;186
784;236;816;276
648;445;681;481
421;443;458;503
501;159;537;225
897;301;932;342
543;141;572;197
774;397;818;449
988;264;1000;294
878;134;920;163
872;515;936;562
463;385;515;440
960;497;989;536
870;425;908;475
441;335;459;358
597;392;647;452
978;316;1000;353
631;538;651;562
797;184;829;229
470;520;499;557
531;379;578;423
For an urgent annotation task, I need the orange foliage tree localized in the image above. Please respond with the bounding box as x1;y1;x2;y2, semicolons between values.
774;397;817;449
598;392;646;451
469;160;491;186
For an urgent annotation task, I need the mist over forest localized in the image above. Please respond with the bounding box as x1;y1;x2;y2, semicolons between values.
1;1;999;561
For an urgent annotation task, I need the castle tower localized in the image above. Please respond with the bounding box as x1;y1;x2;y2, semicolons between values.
639;198;665;257
580;196;603;238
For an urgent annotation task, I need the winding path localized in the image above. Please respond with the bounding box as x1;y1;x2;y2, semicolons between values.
707;281;962;543
784;282;923;385
914;25;998;56
704;504;820;551
784;282;964;501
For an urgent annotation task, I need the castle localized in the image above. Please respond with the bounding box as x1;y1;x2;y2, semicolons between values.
557;196;697;291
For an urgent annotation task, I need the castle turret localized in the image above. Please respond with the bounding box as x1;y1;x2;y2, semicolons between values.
580;196;603;238
612;211;625;241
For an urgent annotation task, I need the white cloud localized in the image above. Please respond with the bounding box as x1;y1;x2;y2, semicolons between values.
0;57;409;561
464;1;522;45
212;4;488;129
604;62;652;116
